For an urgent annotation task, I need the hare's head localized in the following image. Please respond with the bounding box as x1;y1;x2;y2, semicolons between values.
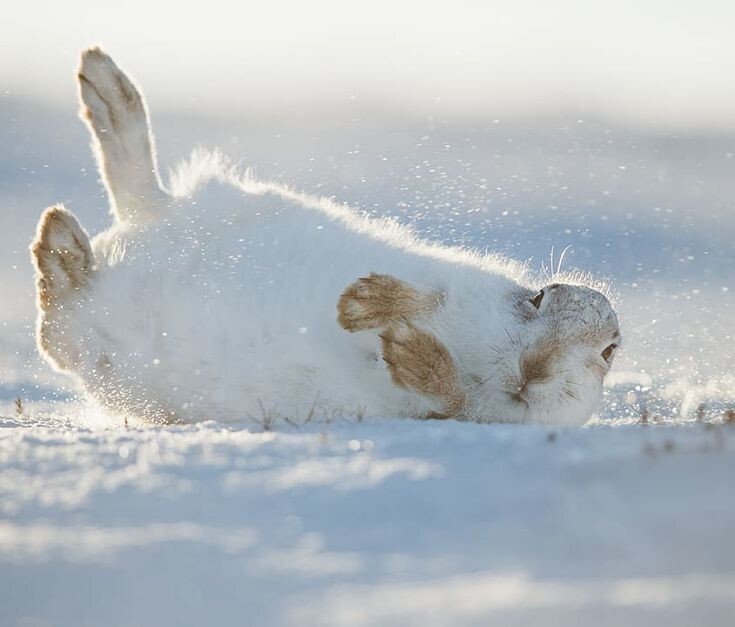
471;282;620;425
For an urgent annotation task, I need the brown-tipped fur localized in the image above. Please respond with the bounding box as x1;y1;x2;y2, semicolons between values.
77;47;164;225
30;205;94;371
337;273;443;332
31;206;93;310
380;322;465;419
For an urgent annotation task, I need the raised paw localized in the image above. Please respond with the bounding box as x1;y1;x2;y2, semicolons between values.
31;205;94;310
337;273;441;332
380;322;465;418
77;48;165;224
78;47;145;135
31;205;96;372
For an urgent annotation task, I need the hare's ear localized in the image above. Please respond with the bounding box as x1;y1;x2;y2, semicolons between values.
78;47;168;225
31;205;94;311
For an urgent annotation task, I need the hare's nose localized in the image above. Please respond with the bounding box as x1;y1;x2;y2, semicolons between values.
521;351;552;385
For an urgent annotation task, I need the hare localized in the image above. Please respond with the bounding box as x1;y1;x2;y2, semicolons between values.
30;48;621;426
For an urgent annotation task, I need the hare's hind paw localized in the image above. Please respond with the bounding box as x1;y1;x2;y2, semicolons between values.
337;273;441;332
31;205;94;310
79;48;145;134
380;322;465;418
78;48;165;224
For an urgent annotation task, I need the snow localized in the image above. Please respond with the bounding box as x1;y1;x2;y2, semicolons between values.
1;411;735;626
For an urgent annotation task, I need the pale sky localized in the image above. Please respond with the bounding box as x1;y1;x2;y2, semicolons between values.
2;0;735;130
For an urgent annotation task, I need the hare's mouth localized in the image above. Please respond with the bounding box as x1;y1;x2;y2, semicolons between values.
507;391;528;407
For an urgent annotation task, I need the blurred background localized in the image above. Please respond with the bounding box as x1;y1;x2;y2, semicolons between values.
1;0;734;418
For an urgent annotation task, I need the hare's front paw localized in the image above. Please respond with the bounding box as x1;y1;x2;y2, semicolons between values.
380;322;465;419
337;273;441;332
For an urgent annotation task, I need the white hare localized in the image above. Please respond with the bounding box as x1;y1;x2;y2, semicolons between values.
31;48;621;426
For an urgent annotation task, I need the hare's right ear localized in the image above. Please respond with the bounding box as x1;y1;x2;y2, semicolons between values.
78;47;168;225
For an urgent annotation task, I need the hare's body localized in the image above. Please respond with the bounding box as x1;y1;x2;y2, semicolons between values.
54;162;529;423
31;49;621;426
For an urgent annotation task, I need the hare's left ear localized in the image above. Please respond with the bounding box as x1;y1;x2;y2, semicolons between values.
31;205;94;311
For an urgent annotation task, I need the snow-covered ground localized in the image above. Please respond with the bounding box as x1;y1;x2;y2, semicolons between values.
2;410;735;626
1;97;734;625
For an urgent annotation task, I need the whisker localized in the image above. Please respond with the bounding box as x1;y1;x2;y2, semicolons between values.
503;325;516;345
557;244;572;276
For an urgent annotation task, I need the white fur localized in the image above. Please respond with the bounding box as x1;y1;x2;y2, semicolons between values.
32;49;621;427
78;47;168;224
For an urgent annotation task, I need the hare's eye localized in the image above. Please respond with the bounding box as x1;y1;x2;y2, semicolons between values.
601;344;617;363
529;291;544;309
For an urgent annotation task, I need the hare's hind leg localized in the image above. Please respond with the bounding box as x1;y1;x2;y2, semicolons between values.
32;206;94;308
337;274;463;418
31;205;94;370
337;273;442;332
78;48;167;225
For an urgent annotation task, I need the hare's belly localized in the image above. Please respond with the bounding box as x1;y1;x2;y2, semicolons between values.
98;212;439;422
151;305;414;422
120;266;413;422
